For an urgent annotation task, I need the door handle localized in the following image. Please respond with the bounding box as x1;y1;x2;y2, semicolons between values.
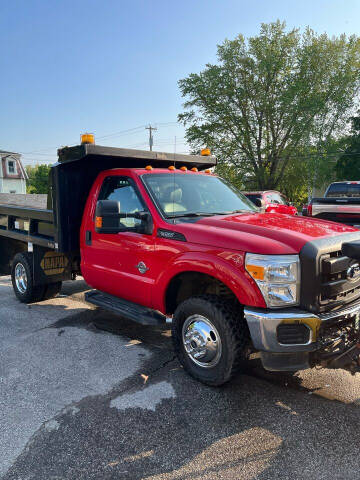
85;230;92;246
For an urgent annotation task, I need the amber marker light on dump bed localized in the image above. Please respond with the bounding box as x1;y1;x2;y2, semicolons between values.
246;264;265;281
81;133;95;144
201;148;211;156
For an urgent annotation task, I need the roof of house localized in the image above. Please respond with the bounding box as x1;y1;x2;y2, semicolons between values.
0;150;20;156
0;151;27;180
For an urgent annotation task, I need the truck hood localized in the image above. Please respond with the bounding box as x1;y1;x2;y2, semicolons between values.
174;212;357;255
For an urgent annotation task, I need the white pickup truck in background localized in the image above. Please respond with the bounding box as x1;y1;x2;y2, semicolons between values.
307;181;360;228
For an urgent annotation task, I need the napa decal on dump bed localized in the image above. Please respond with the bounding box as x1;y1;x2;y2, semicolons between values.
40;252;69;276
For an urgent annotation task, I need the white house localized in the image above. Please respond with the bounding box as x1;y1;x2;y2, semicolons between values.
0;150;27;194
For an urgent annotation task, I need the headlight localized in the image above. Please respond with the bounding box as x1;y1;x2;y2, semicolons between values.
245;254;300;307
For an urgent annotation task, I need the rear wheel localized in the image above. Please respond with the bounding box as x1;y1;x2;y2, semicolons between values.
11;253;45;303
11;253;62;303
172;295;249;386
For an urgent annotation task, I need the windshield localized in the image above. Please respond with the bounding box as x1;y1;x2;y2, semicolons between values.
142;173;257;218
326;183;360;198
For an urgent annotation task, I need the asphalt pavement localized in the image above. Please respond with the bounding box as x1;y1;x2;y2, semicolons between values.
1;275;360;479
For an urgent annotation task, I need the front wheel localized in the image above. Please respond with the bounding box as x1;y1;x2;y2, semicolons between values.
172;295;249;386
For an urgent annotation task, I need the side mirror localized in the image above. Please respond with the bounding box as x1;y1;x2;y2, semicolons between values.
255;198;264;208
95;200;122;233
95;200;153;235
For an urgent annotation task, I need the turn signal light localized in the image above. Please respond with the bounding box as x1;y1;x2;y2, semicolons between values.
201;148;211;156
95;216;103;228
81;133;95;145
246;264;265;281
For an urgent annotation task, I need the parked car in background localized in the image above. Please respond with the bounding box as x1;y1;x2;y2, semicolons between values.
308;181;360;227
243;190;298;215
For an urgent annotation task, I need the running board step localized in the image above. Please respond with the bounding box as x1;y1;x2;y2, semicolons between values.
85;290;166;326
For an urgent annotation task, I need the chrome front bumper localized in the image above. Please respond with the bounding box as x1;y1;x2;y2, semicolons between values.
244;299;360;371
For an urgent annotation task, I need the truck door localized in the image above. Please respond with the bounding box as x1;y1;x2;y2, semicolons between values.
81;175;155;307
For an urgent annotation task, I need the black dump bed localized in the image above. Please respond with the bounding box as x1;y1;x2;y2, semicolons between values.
0;145;216;254
0;204;54;247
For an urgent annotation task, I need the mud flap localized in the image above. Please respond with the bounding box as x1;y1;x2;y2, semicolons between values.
32;246;73;286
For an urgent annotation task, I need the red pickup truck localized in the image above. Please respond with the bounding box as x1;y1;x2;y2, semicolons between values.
243;190;298;215
2;140;360;386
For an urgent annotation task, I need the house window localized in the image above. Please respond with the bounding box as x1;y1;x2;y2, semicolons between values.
7;160;16;174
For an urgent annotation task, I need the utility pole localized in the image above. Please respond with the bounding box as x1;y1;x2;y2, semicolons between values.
145;125;157;151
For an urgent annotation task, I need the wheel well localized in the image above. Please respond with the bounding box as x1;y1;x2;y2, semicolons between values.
165;272;237;314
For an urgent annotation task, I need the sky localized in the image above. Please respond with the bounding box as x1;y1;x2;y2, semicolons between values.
1;0;360;165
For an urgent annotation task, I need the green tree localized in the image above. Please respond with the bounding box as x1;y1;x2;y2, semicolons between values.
335;116;360;180
26;164;51;194
178;21;360;191
279;136;346;205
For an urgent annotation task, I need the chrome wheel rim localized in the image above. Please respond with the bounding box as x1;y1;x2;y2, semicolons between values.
15;263;27;294
182;315;222;368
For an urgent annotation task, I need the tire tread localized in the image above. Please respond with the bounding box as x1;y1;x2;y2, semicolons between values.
172;294;249;386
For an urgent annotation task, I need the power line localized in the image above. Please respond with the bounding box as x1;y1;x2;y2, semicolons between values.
95;125;147;141
18;122;180;155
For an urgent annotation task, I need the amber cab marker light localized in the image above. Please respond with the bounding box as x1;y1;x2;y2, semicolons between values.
205;169;211;174
145;165;153;171
168;166;176;171
180;166;187;171
81;133;95;145
191;167;198;172
201;148;211;156
95;217;103;229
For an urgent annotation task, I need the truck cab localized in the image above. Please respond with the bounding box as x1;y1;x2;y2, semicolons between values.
80;167;261;312
2;141;360;387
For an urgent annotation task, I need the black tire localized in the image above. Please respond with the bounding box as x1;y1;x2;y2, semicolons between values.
42;282;62;300
11;253;45;303
172;295;249;386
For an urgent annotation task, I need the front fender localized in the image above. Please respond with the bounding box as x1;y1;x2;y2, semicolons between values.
153;251;266;313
